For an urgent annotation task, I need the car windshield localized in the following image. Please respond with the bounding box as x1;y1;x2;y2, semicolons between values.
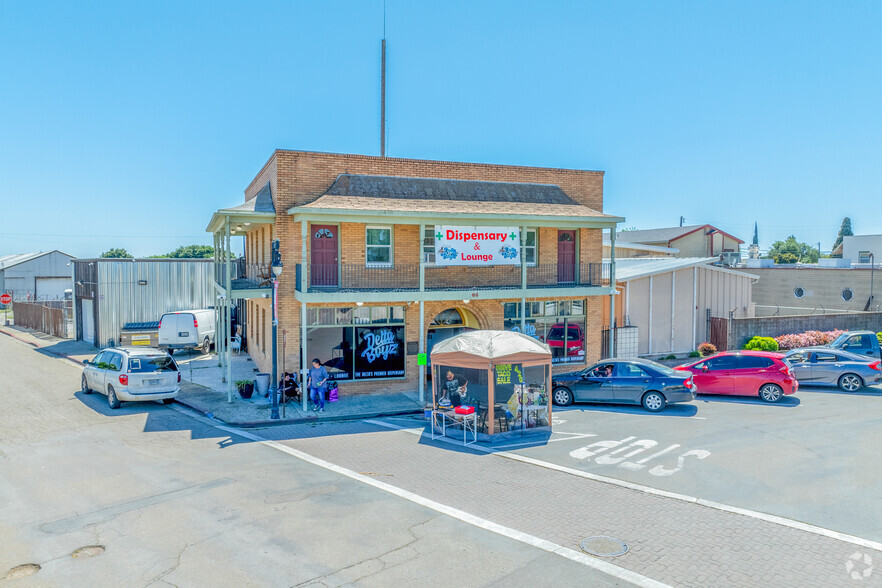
830;333;851;347
129;356;178;373
547;326;580;341
647;362;676;376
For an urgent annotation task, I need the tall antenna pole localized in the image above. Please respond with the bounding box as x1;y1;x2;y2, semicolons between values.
381;38;386;157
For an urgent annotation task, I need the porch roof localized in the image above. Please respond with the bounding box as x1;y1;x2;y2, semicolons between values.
205;182;276;234
288;174;623;228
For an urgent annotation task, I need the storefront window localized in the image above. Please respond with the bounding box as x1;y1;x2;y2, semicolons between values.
305;306;406;380
505;300;586;364
355;326;405;379
307;326;354;380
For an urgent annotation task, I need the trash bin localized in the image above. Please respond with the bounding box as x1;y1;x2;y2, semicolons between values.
255;373;270;397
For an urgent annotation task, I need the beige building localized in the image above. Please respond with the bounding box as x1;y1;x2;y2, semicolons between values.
749;266;881;316
603;258;757;356
616;225;743;262
602;239;677;258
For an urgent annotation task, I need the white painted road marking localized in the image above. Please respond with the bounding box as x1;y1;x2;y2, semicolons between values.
168;405;669;588
365;417;882;554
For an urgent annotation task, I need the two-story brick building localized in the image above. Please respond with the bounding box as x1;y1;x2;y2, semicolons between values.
207;150;623;404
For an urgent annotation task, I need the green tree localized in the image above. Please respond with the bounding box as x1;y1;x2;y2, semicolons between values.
832;217;853;255
167;244;214;259
765;236;819;264
100;248;133;258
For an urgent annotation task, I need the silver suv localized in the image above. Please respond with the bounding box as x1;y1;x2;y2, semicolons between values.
81;347;181;409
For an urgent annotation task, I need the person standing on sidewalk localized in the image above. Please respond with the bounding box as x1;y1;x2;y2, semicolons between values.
308;358;328;413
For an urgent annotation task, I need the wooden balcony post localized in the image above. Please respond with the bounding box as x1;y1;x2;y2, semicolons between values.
521;225;527;331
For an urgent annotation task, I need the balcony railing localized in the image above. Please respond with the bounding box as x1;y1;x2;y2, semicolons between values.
294;263;609;293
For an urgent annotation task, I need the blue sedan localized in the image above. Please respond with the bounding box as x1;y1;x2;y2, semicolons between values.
552;358;695;412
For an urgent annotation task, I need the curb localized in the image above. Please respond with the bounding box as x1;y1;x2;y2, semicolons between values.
173;396;423;428
1;328;424;429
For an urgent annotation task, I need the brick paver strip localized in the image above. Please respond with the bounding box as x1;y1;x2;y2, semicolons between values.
260;422;882;587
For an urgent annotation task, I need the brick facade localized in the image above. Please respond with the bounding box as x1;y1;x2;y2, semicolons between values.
235;151;611;396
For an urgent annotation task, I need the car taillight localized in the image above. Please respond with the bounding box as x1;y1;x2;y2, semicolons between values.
177;372;181;383
158;319;161;329
684;378;693;389
871;361;881;371
194;317;198;328
119;374;129;385
779;366;790;376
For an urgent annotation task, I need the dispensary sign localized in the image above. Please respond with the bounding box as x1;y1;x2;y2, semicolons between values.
434;226;521;266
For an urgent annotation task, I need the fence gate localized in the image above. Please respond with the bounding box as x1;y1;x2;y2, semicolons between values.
601;327;613;358
709;316;729;351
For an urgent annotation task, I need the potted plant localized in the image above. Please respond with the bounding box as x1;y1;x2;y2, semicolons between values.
235;379;255;399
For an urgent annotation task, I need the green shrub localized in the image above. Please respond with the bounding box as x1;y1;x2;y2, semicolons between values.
743;336;779;352
877;332;882;346
689;350;700;358
662;354;677;360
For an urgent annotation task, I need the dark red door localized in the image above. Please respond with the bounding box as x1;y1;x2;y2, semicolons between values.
311;225;338;286
557;230;576;283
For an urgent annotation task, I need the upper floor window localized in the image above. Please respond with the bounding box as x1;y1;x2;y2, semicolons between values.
423;226;536;265
859;251;873;264
366;226;392;266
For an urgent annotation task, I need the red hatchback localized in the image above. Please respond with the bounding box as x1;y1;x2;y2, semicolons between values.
676;351;798;403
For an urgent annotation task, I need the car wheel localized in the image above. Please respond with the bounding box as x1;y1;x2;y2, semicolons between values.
81;374;91;394
552;387;573;406
641;391;666;412
759;383;783;403
838;373;863;393
201;337;211;354
107;385;121;409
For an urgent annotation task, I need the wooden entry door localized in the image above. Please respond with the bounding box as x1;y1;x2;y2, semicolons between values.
311;225;338;286
557;230;576;283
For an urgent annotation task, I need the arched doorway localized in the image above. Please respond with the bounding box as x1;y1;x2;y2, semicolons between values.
427;307;479;373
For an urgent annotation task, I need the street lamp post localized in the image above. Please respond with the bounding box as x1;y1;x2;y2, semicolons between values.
269;239;283;420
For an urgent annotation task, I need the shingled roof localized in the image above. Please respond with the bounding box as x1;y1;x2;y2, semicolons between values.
292;174;621;223
324;174;579;205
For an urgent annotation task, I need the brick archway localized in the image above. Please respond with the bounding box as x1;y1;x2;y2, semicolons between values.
423;301;494;333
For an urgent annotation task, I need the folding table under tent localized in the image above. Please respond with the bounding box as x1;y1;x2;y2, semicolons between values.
430;330;553;442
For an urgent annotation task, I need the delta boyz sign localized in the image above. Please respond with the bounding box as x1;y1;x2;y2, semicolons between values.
435;226;521;266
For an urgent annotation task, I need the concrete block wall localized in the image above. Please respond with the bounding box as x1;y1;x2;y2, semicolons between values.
729;312;882;349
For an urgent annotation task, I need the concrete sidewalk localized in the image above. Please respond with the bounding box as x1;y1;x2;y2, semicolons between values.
0;325;425;427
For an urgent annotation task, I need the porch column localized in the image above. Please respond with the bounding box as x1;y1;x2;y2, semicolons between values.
692;266;698;351
419;223;426;405
608;228;616;358
301;219;308;412
214;232;222;367
520;225;527;331
487;363;495;436
671;270;676;353
225;217;233;402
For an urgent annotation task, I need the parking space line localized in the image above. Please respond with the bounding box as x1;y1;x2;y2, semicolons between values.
168;404;669;588
366;417;882;554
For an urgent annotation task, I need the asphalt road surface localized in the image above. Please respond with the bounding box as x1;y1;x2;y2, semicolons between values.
0;334;625;587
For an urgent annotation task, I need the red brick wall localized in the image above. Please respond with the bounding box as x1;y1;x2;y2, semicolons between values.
241;150;608;396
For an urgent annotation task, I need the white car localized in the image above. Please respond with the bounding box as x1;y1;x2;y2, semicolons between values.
81;347;181;409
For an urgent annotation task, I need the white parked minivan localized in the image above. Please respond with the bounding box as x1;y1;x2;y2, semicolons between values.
82;347;181;409
158;309;216;354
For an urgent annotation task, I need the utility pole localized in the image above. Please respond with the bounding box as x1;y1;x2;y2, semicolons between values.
380;39;386;157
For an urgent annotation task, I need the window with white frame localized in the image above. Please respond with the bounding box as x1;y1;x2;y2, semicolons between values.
859;251;873;264
423;226;435;263
422;226;536;265
366;226;392;266
523;229;537;266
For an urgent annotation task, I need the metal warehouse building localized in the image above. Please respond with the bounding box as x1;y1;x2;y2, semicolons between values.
0;251;76;301
73;258;214;347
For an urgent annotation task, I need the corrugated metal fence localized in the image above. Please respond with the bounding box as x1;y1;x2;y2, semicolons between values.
96;260;214;347
12;302;66;338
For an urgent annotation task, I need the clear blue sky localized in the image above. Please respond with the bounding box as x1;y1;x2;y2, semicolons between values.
2;1;880;258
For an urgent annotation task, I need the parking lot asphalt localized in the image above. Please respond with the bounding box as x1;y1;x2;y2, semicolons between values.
474;385;882;542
